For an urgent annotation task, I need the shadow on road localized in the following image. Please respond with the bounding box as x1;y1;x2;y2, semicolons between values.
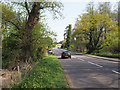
58;57;71;59
71;53;84;55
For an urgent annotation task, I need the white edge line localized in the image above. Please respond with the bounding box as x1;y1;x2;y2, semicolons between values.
112;70;120;75
80;59;84;61
112;62;118;63
88;61;103;68
76;58;85;61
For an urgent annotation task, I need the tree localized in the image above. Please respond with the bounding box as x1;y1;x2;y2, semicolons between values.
30;23;56;60
98;2;118;22
97;2;118;40
72;10;117;53
63;24;72;50
1;1;63;62
101;25;119;54
98;2;111;15
66;24;72;49
71;2;118;54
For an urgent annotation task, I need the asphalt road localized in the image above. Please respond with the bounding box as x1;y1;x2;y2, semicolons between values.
53;48;120;89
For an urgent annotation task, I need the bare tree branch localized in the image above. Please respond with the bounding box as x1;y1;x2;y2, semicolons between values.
25;1;30;14
3;19;21;30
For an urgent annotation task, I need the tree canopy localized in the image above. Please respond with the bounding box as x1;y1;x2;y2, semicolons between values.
71;2;118;54
1;1;63;69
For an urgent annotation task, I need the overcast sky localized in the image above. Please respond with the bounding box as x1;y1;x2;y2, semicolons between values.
45;0;118;42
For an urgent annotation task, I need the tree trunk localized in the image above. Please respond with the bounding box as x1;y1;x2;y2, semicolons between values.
22;2;41;62
87;29;94;53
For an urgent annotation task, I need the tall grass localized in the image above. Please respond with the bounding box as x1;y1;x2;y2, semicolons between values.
13;55;69;88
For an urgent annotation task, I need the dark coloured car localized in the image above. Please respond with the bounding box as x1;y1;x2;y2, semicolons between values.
61;51;71;59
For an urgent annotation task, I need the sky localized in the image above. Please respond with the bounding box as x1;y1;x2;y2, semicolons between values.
45;0;118;42
45;2;88;42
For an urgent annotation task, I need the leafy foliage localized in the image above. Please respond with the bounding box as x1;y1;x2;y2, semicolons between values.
31;23;56;60
1;1;62;69
71;2;118;54
101;26;119;54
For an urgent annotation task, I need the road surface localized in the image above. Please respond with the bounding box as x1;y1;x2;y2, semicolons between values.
53;48;119;89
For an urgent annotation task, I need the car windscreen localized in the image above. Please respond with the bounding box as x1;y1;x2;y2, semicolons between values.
64;52;70;54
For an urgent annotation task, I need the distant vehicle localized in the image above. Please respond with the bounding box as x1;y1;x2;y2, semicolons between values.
61;51;71;59
48;49;53;54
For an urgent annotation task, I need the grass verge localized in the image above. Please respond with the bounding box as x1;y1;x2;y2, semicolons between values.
13;55;69;88
62;48;119;59
90;53;120;59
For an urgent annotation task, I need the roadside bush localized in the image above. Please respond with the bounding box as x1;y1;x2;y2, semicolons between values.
2;33;22;69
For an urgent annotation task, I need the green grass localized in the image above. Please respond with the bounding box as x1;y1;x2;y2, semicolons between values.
13;55;69;88
91;53;120;59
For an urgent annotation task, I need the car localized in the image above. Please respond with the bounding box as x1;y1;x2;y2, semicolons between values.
48;49;53;54
61;51;71;59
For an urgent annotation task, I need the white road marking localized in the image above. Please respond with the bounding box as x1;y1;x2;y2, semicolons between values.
71;57;76;59
112;62;118;63
112;70;120;74
74;57;85;61
79;59;84;61
88;61;103;68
